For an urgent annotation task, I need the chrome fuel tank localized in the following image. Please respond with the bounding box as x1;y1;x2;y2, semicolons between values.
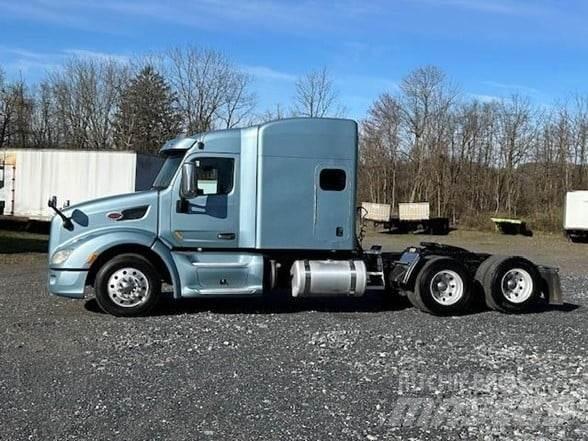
290;260;367;297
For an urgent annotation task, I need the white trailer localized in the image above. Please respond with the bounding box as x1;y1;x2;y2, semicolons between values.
361;201;449;235
0;149;162;221
398;202;430;221
564;191;588;242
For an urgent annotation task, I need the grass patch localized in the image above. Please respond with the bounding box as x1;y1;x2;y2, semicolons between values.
0;230;49;254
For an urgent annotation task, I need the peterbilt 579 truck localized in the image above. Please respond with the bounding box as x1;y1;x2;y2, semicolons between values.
47;118;563;316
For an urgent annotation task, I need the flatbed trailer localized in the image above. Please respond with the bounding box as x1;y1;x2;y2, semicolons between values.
47;118;563;317
384;216;449;235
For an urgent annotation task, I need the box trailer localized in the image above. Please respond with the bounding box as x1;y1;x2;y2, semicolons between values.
46;118;562;317
0;149;162;221
361;201;449;235
564;191;588;242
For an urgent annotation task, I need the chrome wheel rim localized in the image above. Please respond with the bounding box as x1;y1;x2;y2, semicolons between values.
429;270;464;306
501;268;533;303
107;267;150;308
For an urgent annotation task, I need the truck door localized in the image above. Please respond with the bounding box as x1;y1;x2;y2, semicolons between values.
168;154;239;249
314;166;352;245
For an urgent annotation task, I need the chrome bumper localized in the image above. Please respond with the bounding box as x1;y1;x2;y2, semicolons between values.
538;266;563;305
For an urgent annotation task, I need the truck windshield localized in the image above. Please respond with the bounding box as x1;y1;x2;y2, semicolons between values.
151;152;185;189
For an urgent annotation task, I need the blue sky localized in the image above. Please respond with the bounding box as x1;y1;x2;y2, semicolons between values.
1;0;587;119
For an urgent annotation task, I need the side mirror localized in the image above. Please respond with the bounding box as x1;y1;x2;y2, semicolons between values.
180;162;199;199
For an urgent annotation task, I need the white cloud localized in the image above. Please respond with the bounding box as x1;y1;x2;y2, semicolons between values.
412;0;545;16
0;46;62;74
0;0;369;35
63;49;130;63
469;93;501;103
0;0;114;32
242;65;297;82
0;46;130;77
483;80;540;95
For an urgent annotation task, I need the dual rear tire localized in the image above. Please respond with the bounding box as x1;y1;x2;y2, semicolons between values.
474;255;541;313
407;257;474;315
406;255;542;315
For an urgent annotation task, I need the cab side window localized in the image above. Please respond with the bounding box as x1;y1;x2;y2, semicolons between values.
195;157;234;196
319;168;346;191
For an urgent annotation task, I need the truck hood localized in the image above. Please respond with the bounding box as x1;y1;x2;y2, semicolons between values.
49;190;160;257
61;190;156;214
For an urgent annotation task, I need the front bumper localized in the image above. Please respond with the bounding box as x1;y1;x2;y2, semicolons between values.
48;269;88;299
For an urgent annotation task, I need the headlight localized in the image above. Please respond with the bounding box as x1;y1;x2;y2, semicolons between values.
51;249;73;265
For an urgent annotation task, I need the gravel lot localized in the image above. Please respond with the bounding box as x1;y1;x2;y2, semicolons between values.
0;231;586;440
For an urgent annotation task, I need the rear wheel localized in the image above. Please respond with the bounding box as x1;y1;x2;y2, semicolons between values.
408;257;474;315
475;255;541;313
95;254;161;317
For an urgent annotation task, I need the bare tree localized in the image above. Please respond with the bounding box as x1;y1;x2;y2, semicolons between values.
571;95;588;188
494;95;535;214
30;81;57;148
398;65;458;204
0;68;14;149
165;46;256;134
0;72;34;149
47;57;129;149
361;93;402;205
218;72;256;129
293;67;345;118
258;103;288;123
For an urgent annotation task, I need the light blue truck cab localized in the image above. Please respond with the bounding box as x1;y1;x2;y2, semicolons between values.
48;118;562;317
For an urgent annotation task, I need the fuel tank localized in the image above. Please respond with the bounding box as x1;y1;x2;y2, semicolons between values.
290;260;367;297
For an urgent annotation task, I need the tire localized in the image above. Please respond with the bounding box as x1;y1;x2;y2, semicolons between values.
94;253;161;317
406;287;427;311
476;255;541;313
567;233;582;243
410;257;474;315
474;255;502;311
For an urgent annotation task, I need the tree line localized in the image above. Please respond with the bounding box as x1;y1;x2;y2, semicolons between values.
360;66;588;231
1;47;586;231
0;46;341;155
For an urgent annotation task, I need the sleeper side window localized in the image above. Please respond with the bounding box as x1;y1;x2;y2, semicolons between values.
195;157;234;195
320;168;346;191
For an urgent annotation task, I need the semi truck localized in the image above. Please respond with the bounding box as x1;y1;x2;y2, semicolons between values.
0;149;162;221
47;118;563;317
361;201;450;235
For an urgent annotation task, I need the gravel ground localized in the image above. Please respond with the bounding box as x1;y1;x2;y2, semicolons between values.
0;232;586;440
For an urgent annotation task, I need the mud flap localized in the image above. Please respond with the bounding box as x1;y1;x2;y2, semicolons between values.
538;266;563;305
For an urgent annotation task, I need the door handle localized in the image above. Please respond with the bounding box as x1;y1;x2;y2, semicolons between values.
217;233;236;240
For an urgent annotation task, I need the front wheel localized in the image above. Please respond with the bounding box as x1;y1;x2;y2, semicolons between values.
408;257;474;315
94;253;161;317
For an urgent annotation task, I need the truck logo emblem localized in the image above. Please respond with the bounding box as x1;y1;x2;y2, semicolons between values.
107;212;123;221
